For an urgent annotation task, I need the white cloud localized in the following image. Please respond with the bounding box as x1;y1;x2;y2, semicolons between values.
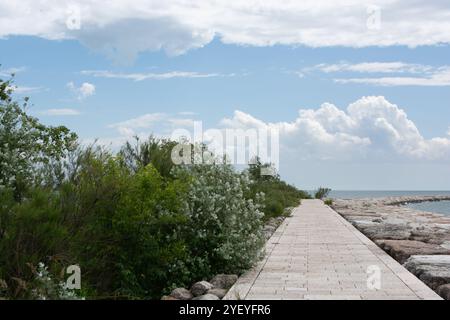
221;96;450;161
334;70;450;86
178;111;197;116
109;113;167;137
305;62;450;86
108;112;203;140
40;108;81;116
2;1;450;62
8;86;44;94
312;62;431;74
105;96;450;162
67;81;96;99
0;66;27;77
167;118;196;127
81;70;227;81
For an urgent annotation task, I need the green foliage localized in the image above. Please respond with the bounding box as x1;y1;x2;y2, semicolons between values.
0;75;77;200
324;199;333;206
119;136;178;178
29;263;82;300
246;158;309;220
314;187;332;199
0;71;309;300
175;164;266;276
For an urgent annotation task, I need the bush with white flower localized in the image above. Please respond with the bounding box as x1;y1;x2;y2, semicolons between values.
175;164;266;275
30;263;83;300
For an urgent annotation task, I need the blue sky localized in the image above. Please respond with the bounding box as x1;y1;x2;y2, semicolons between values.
1;1;450;190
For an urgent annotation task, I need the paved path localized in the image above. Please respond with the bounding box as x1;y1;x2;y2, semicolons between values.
225;199;441;300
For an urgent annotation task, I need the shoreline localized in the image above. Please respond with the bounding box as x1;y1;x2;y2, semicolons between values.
332;196;450;299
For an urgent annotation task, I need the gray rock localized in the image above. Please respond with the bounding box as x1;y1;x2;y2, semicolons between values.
440;241;450;250
358;223;412;240
161;295;178;300
170;288;193;300
190;281;213;296
207;288;227;299
436;284;450;300
376;240;450;264
192;293;220;300
210;274;238;289
404;255;450;290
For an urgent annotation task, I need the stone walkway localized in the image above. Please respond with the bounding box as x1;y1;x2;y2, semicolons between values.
225;199;441;300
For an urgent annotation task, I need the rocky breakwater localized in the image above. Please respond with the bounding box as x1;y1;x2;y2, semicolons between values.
332;196;450;300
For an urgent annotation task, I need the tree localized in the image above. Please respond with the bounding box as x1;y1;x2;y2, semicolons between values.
0;73;77;200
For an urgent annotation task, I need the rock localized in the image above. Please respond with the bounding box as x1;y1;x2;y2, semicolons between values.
376;240;450;264
210;274;238;289
207;288;227;299
192;293;220;300
170;288;193;300
358;223;412;240
436;284;450;300
441;241;450;250
161;295;178;300
404;255;450;290
190;281;213;296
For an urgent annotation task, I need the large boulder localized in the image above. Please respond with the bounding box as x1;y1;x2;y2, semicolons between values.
358;223;412;240
192;293;220;300
210;274;238;289
170;288;193;300
207;288;227;299
190;281;213;296
404;255;450;290
436;284;450;300
376;240;450;264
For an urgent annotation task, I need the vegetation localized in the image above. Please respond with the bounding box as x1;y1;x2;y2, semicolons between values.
324;199;333;206
314;187;332;200
245;159;309;220
0;72;309;299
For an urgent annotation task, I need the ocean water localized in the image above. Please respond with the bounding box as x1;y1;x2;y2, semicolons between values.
329;190;450;199
405;200;450;216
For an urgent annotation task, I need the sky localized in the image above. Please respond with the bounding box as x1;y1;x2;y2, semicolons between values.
1;0;450;190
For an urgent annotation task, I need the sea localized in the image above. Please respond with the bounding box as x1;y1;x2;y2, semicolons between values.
328;191;450;216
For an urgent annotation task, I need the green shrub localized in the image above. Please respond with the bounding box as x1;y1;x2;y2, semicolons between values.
314;187;331;199
65;149;192;298
324;199;333;206
0;75;308;299
245;158;309;220
0;75;77;200
175;164;266;276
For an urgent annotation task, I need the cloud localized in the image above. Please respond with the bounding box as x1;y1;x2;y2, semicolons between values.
311;62;431;74
220;96;450;161
2;1;450;62
305;61;450;86
334;70;450;86
109;113;167;136
178;111;197;116
9;86;45;94
105;96;450;162
108;112;202;140
81;70;228;81
0;66;27;77
40;108;81;116
67;81;96;99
